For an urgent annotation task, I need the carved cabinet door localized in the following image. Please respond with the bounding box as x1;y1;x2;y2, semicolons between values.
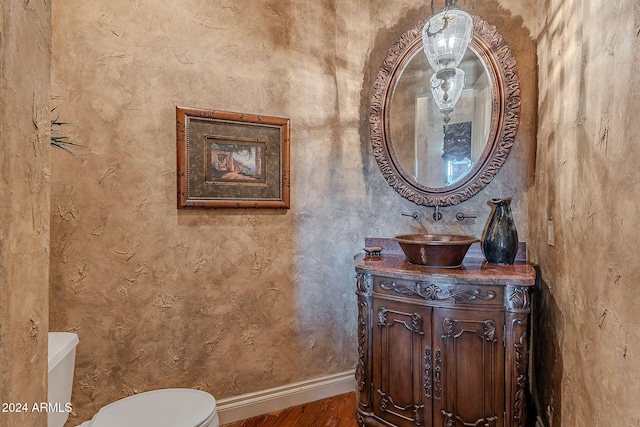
431;307;505;427
372;299;432;427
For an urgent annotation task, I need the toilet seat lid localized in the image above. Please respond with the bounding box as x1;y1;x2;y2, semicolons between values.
89;388;216;427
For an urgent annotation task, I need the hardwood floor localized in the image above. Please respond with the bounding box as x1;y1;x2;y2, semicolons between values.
219;390;540;427
220;392;359;427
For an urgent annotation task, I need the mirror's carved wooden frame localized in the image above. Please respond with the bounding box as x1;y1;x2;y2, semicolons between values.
370;15;521;207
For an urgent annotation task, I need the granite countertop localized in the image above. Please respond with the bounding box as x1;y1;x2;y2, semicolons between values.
355;238;536;287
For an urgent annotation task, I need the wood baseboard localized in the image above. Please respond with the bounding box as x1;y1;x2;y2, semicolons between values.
215;371;357;424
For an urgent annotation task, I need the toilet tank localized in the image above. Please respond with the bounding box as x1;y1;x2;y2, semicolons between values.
48;332;79;427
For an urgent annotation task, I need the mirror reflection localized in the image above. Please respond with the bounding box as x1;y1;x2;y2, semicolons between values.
390;47;492;189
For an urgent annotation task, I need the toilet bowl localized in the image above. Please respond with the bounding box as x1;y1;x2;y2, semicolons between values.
77;388;219;427
49;331;219;427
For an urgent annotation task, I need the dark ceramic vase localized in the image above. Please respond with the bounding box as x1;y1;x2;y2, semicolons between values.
482;197;518;264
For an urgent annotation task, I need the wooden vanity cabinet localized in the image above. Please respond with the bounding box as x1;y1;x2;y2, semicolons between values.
355;250;534;427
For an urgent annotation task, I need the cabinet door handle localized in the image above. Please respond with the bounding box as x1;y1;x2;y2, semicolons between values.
434;347;442;400
424;346;432;398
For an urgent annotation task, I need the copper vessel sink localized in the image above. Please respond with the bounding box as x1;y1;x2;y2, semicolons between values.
394;234;479;268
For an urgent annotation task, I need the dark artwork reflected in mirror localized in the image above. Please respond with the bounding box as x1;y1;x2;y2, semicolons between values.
443;122;472;186
370;15;521;207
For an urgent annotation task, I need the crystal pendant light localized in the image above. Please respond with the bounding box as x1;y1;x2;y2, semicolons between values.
422;0;473;73
423;0;472;122
430;68;465;125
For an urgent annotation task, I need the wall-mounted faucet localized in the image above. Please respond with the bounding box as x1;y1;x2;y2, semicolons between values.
402;209;443;221
433;206;442;221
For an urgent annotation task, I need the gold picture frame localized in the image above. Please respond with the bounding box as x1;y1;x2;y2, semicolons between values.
176;107;290;209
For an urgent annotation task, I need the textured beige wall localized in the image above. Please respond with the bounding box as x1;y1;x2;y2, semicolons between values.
531;0;640;425
49;0;536;424
0;1;51;426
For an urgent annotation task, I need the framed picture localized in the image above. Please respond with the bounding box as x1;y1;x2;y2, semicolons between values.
176;107;290;209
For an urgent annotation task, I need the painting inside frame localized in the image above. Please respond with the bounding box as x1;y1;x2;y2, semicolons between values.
177;107;290;209
205;135;267;184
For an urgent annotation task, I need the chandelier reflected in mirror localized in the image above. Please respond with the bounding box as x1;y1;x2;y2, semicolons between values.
422;0;473;124
429;67;465;125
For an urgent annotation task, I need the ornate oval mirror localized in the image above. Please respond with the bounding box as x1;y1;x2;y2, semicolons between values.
370;15;521;207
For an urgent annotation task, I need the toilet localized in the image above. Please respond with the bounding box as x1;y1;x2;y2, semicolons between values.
48;332;219;427
76;388;219;427
48;332;80;427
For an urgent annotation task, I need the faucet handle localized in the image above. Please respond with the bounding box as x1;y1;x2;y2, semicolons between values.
455;212;477;221
401;211;421;220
